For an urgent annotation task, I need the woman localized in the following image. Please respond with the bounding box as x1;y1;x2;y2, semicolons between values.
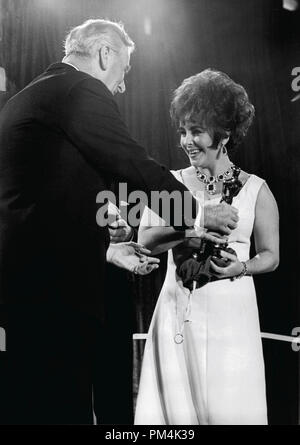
134;69;279;425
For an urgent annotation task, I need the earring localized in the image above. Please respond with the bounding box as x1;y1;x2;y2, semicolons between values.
222;145;227;155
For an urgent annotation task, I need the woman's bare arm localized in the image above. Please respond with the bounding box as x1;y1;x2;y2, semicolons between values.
138;226;186;255
246;182;279;275
138;225;227;256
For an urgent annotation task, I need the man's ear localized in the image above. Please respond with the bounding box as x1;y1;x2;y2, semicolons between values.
99;46;110;71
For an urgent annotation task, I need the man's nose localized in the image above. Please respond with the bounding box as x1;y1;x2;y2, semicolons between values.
117;81;126;94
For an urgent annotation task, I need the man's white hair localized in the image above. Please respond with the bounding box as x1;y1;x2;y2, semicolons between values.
64;19;135;58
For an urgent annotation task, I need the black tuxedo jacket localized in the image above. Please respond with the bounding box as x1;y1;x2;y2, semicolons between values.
0;63;196;319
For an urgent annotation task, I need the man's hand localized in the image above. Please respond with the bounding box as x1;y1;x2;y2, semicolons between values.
106;242;160;275
109;217;133;243
107;201;133;243
203;202;239;235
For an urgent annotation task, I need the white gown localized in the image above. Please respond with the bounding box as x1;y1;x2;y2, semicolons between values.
134;171;268;425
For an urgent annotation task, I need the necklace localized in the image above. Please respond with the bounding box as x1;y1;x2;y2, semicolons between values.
195;165;234;195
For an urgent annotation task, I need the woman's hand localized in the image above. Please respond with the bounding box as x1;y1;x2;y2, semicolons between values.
210;250;244;279
106;241;160;275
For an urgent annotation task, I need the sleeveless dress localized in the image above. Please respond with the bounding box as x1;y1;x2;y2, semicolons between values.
134;171;268;425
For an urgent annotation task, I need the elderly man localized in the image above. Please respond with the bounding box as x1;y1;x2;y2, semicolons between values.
0;19;238;424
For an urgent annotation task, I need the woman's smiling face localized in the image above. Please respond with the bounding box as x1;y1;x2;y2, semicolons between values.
179;120;217;169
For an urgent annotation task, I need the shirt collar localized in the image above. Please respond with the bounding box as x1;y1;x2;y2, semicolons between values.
62;61;80;71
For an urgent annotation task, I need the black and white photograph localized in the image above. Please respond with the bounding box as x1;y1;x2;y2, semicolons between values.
0;0;299;427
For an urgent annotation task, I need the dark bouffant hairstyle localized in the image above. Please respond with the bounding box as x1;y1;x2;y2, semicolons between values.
170;69;255;150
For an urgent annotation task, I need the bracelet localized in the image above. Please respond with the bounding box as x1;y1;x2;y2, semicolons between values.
231;261;248;281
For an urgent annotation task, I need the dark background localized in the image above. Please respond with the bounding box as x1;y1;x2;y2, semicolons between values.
0;0;299;424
